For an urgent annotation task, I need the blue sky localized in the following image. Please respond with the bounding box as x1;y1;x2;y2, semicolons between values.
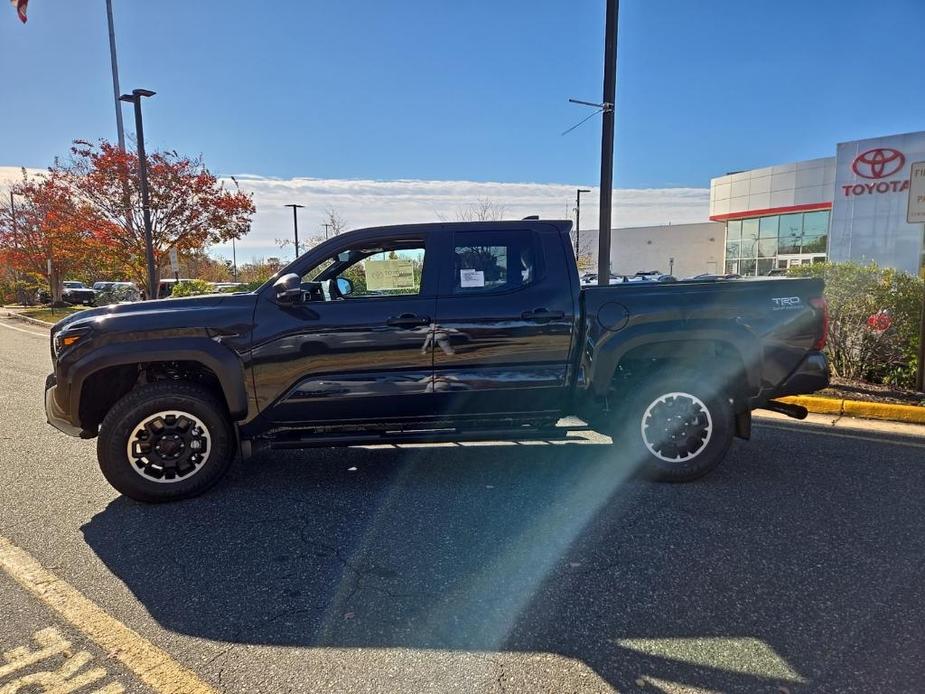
2;0;924;189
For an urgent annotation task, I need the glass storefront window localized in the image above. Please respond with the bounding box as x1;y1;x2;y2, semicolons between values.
726;219;742;240
759;215;779;238
758;237;778;257
739;235;757;259
801;210;829;254
803;210;829;237
802;234;827;253
778;213;802;254
723;211;828;277
742;218;759;242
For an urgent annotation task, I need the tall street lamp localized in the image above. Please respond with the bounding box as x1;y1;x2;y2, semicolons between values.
119;88;157;300
285;204;304;258
575;188;591;262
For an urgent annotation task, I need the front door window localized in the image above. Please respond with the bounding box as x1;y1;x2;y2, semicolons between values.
303;243;426;300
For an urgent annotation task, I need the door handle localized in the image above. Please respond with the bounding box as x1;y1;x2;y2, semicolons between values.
386;314;431;328
521;308;565;322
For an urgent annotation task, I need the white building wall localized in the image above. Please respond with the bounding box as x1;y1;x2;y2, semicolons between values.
571;222;726;278
709;157;835;219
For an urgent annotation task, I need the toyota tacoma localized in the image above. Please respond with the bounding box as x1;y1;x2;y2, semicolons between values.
45;220;829;502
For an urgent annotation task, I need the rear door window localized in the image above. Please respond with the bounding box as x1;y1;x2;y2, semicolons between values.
451;231;541;294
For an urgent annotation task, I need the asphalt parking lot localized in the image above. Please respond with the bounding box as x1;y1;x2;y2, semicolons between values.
2;315;925;693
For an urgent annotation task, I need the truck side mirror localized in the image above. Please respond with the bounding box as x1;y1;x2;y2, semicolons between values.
336;277;353;296
273;273;303;305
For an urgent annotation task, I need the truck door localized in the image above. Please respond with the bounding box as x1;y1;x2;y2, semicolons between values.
251;231;436;425
431;226;576;420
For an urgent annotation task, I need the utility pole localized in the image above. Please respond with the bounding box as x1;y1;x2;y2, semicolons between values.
322;222;333;240
105;0;126;150
575;188;591;264
285;204;304;257
231;238;238;282
119;89;157;300
597;0;619;286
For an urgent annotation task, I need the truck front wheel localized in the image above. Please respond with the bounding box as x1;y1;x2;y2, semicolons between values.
97;381;235;502
611;373;735;482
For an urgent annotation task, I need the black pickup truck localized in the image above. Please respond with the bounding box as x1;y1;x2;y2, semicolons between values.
45;220;829;502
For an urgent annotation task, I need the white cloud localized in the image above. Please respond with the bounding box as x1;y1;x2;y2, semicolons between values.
2;166;709;261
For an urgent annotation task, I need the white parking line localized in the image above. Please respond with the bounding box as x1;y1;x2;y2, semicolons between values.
0;320;47;338
0;535;217;694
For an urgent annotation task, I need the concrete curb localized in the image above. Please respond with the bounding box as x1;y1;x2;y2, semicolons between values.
3;311;53;329
779;395;925;425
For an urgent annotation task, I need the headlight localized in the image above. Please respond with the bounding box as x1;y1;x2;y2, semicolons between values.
53;327;89;357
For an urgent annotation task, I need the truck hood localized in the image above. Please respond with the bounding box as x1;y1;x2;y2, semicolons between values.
52;293;254;333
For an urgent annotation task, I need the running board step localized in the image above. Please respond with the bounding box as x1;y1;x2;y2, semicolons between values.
267;426;579;449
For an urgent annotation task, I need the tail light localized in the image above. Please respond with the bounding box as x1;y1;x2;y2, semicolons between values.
809;297;828;350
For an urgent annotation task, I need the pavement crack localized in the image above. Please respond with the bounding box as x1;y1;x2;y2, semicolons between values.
203;643;235;667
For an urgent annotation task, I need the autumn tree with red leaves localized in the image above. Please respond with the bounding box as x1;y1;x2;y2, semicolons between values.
1;168;120;303
60;140;255;290
1;140;254;304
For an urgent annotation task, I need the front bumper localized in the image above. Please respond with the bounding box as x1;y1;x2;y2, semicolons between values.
44;373;83;437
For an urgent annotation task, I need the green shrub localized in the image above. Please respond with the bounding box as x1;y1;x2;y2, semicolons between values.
787;262;924;388
168;279;214;298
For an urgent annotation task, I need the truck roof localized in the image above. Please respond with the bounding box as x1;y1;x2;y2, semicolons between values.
346;219;574;236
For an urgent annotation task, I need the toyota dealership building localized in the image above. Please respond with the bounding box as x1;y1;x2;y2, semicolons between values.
710;129;925;276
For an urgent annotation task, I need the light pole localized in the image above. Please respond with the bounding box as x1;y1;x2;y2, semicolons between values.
231;238;238;282
105;0;126;150
597;0;619;286
119;88;157;300
322;222;333;240
285;204;304;258
575;188;591;263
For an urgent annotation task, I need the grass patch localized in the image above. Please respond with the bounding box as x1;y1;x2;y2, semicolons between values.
20;306;87;324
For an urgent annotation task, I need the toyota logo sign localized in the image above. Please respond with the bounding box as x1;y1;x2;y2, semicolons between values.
851;148;905;179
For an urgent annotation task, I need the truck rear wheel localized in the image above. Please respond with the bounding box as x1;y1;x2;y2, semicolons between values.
610;372;734;482
97;381;235;502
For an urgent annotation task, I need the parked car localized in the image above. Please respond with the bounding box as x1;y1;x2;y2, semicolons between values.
686;273;742;281
37;281;97;306
94;282;141;305
155;278;194;299
210;282;245;293
44;219;829;502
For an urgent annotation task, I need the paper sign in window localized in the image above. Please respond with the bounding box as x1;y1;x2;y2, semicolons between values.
460;269;485;288
366;259;416;290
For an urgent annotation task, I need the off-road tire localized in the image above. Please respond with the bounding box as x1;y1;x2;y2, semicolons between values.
97;381;235;502
610;371;735;482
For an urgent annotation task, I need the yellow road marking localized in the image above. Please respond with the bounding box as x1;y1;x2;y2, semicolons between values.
0;535;216;694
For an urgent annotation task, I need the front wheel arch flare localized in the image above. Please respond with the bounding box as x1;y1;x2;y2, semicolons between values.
68;339;248;425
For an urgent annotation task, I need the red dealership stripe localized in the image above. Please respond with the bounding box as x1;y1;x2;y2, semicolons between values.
709;201;832;222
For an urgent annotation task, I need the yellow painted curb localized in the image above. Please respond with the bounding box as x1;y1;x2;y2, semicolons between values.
778;395;925;424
